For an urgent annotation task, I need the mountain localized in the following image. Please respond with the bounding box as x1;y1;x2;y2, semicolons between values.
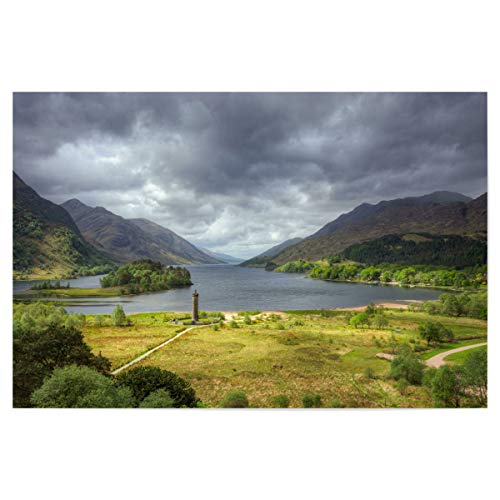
200;248;243;264
239;237;303;267
271;192;487;265
309;191;473;239
13;173;111;279
61;199;220;265
129;218;221;264
256;238;304;258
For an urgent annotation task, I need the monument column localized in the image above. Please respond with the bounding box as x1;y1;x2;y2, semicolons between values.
192;289;199;323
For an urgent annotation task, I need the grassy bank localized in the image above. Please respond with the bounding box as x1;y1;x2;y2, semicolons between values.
20;287;126;298
444;345;487;364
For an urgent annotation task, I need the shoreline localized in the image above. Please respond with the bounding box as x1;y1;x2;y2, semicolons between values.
91;301;423;317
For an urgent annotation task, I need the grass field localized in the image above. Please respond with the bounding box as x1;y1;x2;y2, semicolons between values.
82;311;222;369
80;308;487;407
80;308;487;408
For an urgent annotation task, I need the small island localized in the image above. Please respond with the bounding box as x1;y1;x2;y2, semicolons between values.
23;259;193;298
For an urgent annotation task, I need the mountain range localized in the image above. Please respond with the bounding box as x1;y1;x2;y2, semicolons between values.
200;248;244;264
242;191;487;266
61;199;222;266
13;173;111;279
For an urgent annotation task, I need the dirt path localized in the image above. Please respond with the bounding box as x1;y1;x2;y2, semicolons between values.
111;324;213;375
425;342;487;368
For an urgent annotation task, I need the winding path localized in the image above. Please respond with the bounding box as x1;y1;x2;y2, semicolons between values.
424;342;487;368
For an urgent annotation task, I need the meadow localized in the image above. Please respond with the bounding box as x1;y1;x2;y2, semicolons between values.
82;308;487;408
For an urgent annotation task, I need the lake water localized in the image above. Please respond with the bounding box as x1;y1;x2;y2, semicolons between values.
13;264;443;314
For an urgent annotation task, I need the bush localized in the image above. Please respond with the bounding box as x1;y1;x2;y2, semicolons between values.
221;391;249;408
329;397;344;408
396;378;410;395
229;320;239;328
364;367;376;379
93;315;105;327
111;305;127;326
115;366;198;407
302;393;322;408
389;350;425;385
139;389;175;408
269;394;290;408
31;365;134;408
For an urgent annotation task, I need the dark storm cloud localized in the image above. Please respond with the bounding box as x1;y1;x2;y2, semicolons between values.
13;92;487;258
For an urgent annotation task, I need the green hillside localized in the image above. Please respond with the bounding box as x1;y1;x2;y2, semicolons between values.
273;193;487;265
340;233;486;267
13;173;112;279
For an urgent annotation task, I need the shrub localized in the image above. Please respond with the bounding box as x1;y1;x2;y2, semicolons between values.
111;305;127;326
269;394;290;408
93;315;105;327
139;389;175;408
229;320;239;328
302;393;322;408
364;367;376;379
243;315;252;325
213;324;220;331
397;378;410;395
115;366;198;407
389;350;425;385
31;365;134;408
329;397;344;408
221;391;249;408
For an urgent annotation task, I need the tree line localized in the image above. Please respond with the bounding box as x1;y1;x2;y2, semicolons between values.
99;259;193;294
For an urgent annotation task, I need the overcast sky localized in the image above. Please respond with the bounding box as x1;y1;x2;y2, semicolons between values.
14;93;487;259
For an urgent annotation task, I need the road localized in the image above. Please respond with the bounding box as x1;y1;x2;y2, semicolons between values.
424;342;487;368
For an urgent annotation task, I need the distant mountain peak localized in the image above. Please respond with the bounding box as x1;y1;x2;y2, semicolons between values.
61;200;221;265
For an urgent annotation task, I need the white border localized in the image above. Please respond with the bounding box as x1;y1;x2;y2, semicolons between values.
1;2;498;499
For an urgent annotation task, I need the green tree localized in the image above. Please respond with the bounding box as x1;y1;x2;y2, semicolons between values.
418;321;454;345
429;365;462;408
462;349;487;407
440;294;462;316
221;391;249;408
139;389;175;408
350;312;371;328
115;366;198;407
373;314;389;330
111;305;127;326
14;309;111;407
31;365;134;408
389;349;425;385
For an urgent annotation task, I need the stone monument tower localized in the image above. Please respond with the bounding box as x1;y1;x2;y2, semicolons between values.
192;289;199;323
